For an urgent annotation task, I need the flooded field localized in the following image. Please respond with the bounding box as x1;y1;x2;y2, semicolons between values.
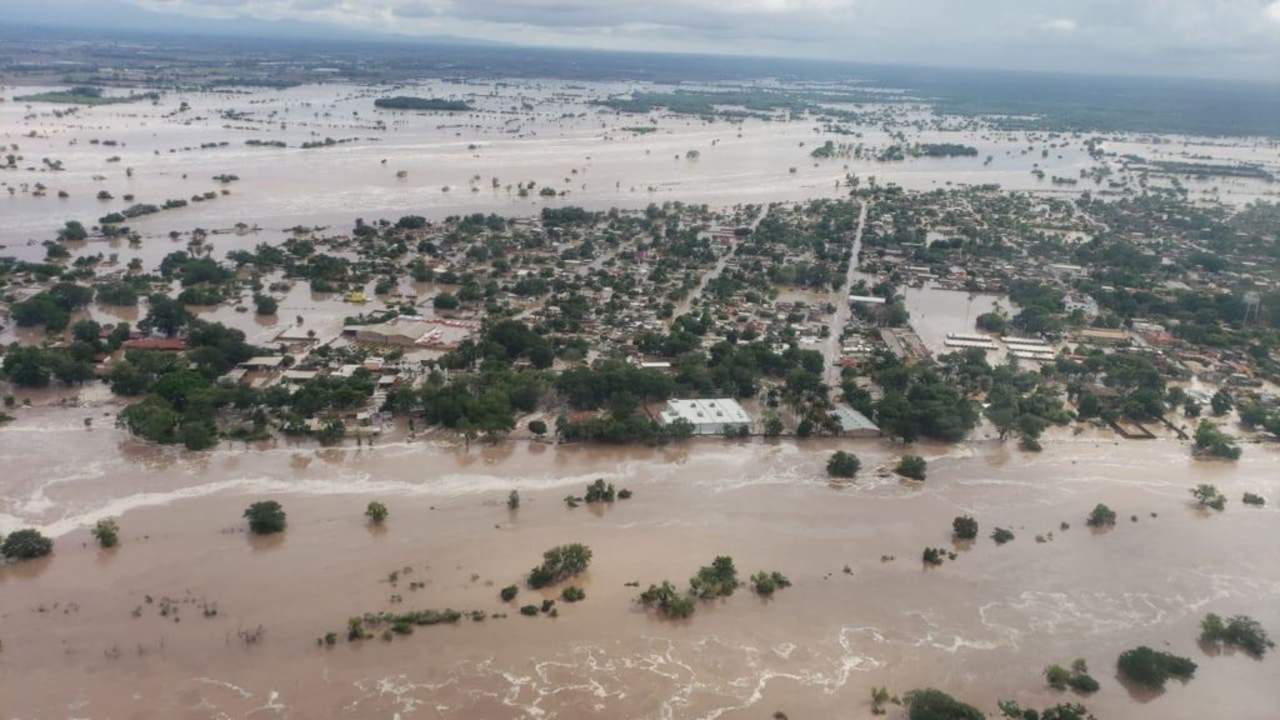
1;402;1277;719
5;80;1276;270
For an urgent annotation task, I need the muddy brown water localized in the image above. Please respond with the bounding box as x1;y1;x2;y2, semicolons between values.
1;403;1277;719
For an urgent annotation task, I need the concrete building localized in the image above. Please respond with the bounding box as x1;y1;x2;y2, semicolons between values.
659;398;752;435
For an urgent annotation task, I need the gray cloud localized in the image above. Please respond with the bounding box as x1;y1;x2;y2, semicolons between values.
21;0;1280;80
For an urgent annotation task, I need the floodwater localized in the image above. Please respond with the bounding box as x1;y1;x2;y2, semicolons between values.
4;80;1280;719
6;80;1274;270
902;285;1010;356
1;401;1278;719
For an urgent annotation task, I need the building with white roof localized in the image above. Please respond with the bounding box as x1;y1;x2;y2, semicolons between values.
659;398;752;435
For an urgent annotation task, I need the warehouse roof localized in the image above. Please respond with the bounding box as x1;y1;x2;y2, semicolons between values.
660;398;751;426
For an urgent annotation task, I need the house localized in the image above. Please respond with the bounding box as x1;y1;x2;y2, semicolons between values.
831;405;880;438
659;398;752;435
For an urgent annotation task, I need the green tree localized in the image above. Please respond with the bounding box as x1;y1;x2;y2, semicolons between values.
1116;646;1196;690
2;528;54;560
92;518;120;548
1086;504;1116;527
895;454;927;481
903;688;985;720
638;580;696;619
244;501;287;534
528;543;592;588
365;501;388;524
952;515;978;540
826;450;860;478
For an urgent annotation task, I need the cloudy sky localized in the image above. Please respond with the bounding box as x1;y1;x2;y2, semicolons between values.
10;0;1280;81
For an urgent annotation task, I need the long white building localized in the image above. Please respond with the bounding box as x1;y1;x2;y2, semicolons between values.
659;398;752;435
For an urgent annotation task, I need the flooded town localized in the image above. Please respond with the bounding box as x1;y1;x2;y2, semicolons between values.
2;7;1279;720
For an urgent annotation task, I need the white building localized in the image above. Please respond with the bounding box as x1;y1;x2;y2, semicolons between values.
659;398;752;435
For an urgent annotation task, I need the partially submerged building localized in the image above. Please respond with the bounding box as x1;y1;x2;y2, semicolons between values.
830;405;881;438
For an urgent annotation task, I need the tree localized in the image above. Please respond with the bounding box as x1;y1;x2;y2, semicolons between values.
142;293;188;337
896;455;927;481
991;527;1015;545
508;490;520;510
92;518;120;548
1116;646;1196;690
2;346;52;387
365;501;388;524
528;419;547;436
1191;483;1226;510
763;414;784;436
1;528;54;560
58;220;88;242
638;580;696;619
902;688;985;720
253;293;278;315
1086;504;1116;527
952;515;978;540
244;500;287;534
1210;388;1233;416
1045;664;1071;690
528;543;592;588
750;570;791;596
1193;421;1240;460
1200;613;1273;657
500;584;518;602
826;450;860;478
690;555;739;598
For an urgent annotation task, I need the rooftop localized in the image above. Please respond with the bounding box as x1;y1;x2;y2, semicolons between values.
660;398;751;426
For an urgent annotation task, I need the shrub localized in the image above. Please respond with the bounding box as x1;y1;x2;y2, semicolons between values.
528;543;592;588
243;500;286;534
561;586;585;602
528;419;547;435
1116;646;1196;689
519;604;539;616
500;585;518;602
826;450;860;478
1044;664;1071;690
1193;420;1241;460
1191;484;1226;511
638;580;696;618
365;501;388;524
253;293;278;315
750;571;792;596
1200;613;1273;657
895;454;927;481
92;518;120;548
1;528;54;560
903;688;984;720
991;527;1015;545
1085;504;1116;527
922;547;946;566
507;490;520;510
690;556;738;598
998;701;1091;720
1242;492;1265;507
584;478;616;503
871;686;892;715
952;515;978;540
1067;674;1099;694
